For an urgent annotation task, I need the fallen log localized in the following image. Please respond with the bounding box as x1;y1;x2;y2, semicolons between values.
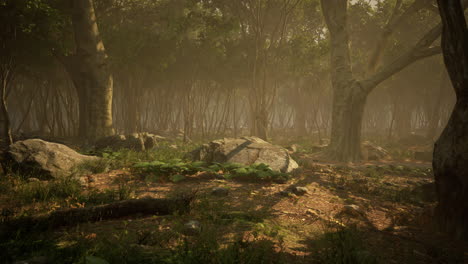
1;197;192;233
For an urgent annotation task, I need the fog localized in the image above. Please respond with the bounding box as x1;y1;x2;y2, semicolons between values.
1;0;467;263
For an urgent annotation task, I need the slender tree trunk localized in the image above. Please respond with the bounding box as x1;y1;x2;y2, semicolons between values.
394;102;413;139
427;70;448;140
0;71;12;149
434;0;468;241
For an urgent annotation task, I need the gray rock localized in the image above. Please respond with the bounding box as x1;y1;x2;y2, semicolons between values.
287;144;299;153
7;139;100;179
361;141;390;161
183;220;201;236
342;205;364;217
95;133;167;151
211;187;229;197
27;177;40;183
292;186;309;196
190;137;298;173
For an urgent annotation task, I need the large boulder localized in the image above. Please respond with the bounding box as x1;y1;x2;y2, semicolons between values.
94;133;167;151
7;139;100;179
190;137;298;173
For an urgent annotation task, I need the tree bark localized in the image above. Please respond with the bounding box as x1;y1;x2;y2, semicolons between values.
61;0;114;141
321;0;368;162
434;0;468;241
0;69;13;149
321;0;442;162
328;83;368;162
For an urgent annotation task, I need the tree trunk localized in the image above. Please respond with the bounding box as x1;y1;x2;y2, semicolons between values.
434;0;468;240
427;70;448;140
125;74;141;134
321;0;442;162
328;83;368;162
394;103;413;139
62;0;114;141
321;0;365;162
0;73;12;149
255;106;269;140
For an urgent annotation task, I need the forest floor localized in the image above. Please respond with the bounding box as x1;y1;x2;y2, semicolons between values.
0;142;467;264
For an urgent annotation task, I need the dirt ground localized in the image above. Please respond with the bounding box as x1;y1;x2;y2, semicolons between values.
63;157;466;264
1;153;467;263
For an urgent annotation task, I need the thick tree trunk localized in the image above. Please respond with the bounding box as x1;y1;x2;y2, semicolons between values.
62;0;114;141
434;0;468;240
328;83;368;162
434;100;468;240
321;0;365;162
321;0;442;162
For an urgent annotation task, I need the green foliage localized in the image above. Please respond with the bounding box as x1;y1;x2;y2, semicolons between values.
93;142;199;170
16;176;82;204
133;160;290;183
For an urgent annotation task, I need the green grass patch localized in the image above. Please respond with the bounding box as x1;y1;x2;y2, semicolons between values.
133;160;290;183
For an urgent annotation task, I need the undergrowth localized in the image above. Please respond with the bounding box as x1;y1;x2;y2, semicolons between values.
314;226;379;264
133;160;290;183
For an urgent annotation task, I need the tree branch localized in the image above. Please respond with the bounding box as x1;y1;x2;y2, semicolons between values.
367;0;434;74
361;23;442;93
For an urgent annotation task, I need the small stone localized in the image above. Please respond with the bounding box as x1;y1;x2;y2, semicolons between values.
306;209;319;217
287;144;298;153
78;177;88;186
342;204;364;217
292;186;309;196
211;187;229;197
183;220;201;236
